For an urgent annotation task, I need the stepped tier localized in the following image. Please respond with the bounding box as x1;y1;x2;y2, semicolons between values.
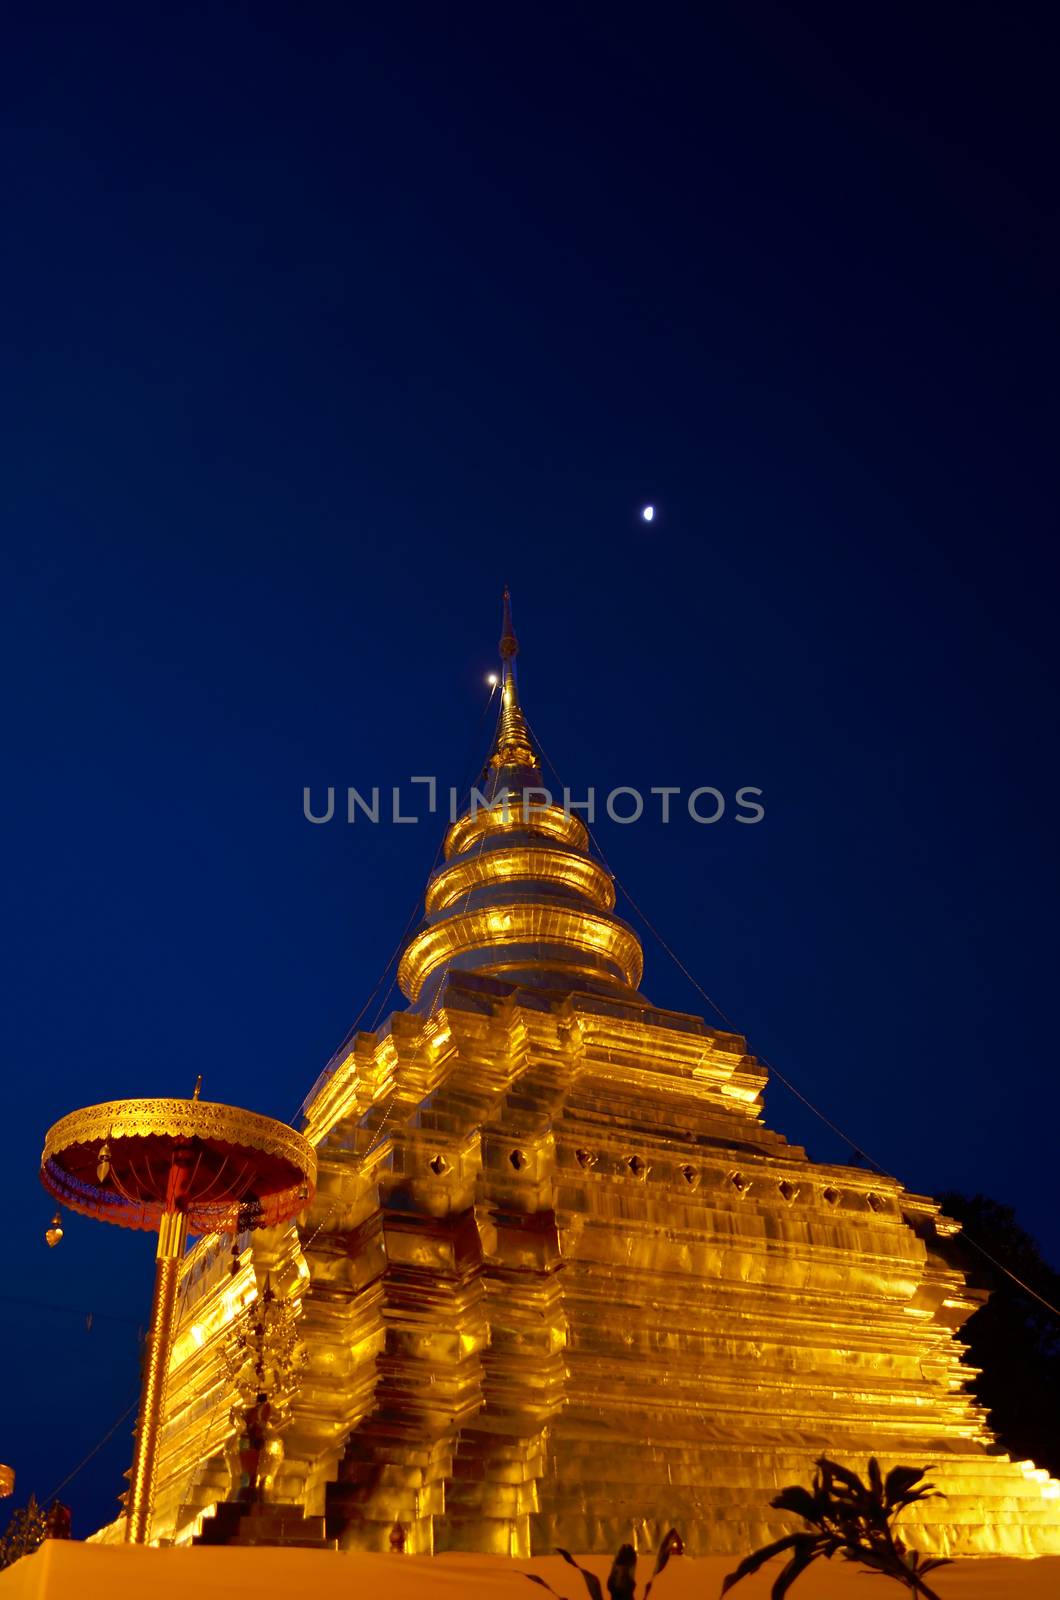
105;971;1060;1557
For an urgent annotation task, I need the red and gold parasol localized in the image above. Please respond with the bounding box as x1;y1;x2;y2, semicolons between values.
40;1087;315;1545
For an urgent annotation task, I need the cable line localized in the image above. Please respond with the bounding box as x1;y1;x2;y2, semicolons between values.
522;713;1060;1325
0;1292;140;1328
293;682;498;1122
42;1398;139;1506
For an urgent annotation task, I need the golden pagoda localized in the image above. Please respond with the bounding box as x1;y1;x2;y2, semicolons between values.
92;593;1060;1558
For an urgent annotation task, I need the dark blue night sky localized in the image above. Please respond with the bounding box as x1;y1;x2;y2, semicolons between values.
3;1;1058;1535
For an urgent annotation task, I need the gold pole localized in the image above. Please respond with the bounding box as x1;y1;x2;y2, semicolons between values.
125;1208;188;1544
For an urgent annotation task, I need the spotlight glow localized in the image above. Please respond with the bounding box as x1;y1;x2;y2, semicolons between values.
641;504;655;523
487;674;498;686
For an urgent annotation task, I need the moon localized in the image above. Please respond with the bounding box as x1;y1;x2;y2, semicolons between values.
641;504;655;523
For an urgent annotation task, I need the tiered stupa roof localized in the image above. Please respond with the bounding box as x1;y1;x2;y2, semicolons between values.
398;591;643;1007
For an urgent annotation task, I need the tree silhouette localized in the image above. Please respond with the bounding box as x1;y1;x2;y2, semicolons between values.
937;1192;1060;1479
0;1497;46;1569
722;1459;949;1599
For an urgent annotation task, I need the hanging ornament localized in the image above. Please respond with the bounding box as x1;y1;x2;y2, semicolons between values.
45;1211;63;1248
96;1140;112;1184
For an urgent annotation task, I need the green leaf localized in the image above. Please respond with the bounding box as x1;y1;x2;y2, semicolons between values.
578;1572;605;1600
643;1529;683;1599
771;1542;818;1600
816;1465;871;1484
908;1573;946;1600
721;1535;806;1594
522;1578;562;1595
556;1550;604;1600
606;1543;637;1600
884;1466;928;1506
853;1548;892;1571
816;1457;866;1495
770;1487;819;1524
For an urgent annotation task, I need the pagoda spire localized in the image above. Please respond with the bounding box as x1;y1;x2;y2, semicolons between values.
394;591;643;1008
488;587;537;774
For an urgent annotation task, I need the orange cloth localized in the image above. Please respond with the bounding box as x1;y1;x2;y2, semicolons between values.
2;1540;1059;1598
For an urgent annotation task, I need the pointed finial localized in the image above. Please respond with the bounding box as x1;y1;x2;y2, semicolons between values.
488;588;537;773
500;586;518;659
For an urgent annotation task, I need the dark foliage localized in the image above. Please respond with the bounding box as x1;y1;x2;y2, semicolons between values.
721;1458;950;1599
0;1496;46;1569
937;1192;1060;1479
523;1529;683;1599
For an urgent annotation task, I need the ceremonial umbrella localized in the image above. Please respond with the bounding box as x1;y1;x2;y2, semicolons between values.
40;1087;316;1543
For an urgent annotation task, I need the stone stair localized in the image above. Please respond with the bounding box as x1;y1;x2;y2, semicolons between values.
194;1498;337;1549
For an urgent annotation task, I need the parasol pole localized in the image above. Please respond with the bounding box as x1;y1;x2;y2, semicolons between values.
125;1145;192;1544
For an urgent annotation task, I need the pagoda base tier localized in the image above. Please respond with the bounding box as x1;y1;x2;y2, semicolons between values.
119;973;1060;1558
